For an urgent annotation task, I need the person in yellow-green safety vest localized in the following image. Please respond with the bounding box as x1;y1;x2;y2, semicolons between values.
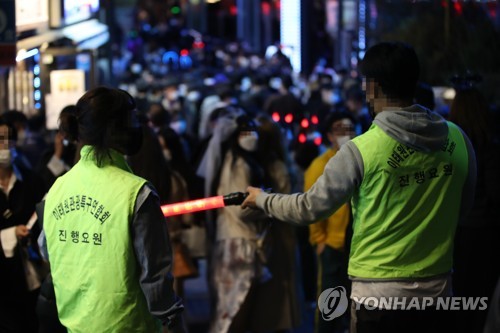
242;42;477;333
37;87;185;333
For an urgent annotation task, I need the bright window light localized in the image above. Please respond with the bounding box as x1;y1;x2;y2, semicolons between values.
280;0;301;72
16;48;39;62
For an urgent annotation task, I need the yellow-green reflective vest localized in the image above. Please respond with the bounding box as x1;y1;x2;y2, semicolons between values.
349;122;468;279
44;146;161;333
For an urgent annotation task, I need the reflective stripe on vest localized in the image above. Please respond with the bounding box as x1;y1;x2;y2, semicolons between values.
44;146;160;333
349;122;468;279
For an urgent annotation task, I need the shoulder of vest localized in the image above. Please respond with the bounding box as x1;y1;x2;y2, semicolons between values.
351;124;386;146
446;121;468;143
57;161;147;188
112;166;148;186
446;121;461;134
50;166;75;187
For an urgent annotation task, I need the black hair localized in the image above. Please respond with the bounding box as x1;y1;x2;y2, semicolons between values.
209;106;235;124
59;105;78;143
2;110;28;126
256;113;291;188
74;86;138;166
294;140;320;170
322;111;355;133
345;85;365;103
235;114;258;133
256;113;286;163
0;119;17;142
321;111;356;144
318;73;334;87
414;82;435;111
449;87;492;151
158;127;194;187
360;42;419;101
27;113;45;132
148;103;170;128
216;85;234;100
281;75;294;91
251;73;268;86
128;125;172;203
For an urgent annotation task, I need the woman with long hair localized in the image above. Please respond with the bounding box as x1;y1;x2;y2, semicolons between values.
252;114;302;333
208;114;270;333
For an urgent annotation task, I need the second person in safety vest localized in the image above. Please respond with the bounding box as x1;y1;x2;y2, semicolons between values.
242;42;477;333
39;87;185;333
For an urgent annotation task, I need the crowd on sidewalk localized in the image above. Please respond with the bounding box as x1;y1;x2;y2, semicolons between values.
1;36;499;333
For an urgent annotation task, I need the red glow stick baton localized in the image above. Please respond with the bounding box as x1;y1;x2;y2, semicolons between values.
161;192;247;217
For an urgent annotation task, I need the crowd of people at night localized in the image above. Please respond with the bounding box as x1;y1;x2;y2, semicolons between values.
1;15;500;333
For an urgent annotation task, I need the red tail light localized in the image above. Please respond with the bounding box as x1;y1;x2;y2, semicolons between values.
272;112;280;122
298;133;307;143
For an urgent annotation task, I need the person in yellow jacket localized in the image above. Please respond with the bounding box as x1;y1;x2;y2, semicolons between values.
305;112;356;333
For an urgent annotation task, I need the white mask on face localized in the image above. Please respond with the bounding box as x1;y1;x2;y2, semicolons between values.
161;98;170;110
186;91;201;102
162;148;172;161
17;130;26;142
240;77;251;92
238;57;250;68
336;135;351;148
0;149;11;167
170;120;187;135
166;90;179;101
238;132;259;152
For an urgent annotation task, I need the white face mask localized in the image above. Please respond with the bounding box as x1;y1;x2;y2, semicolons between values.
17;130;26;142
166;90;179;101
238;57;250;68
170;120;187;135
321;89;334;105
161;98;170;110
162;148;172;161
336;135;351;148
0;149;11;167
269;77;282;90
186;91;201;102
238;132;259;152
240;77;251;92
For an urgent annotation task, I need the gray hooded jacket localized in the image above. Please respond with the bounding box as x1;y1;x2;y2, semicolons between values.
255;105;476;301
256;104;476;228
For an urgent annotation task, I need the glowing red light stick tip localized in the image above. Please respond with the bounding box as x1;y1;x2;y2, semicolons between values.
161;192;250;217
161;196;225;217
